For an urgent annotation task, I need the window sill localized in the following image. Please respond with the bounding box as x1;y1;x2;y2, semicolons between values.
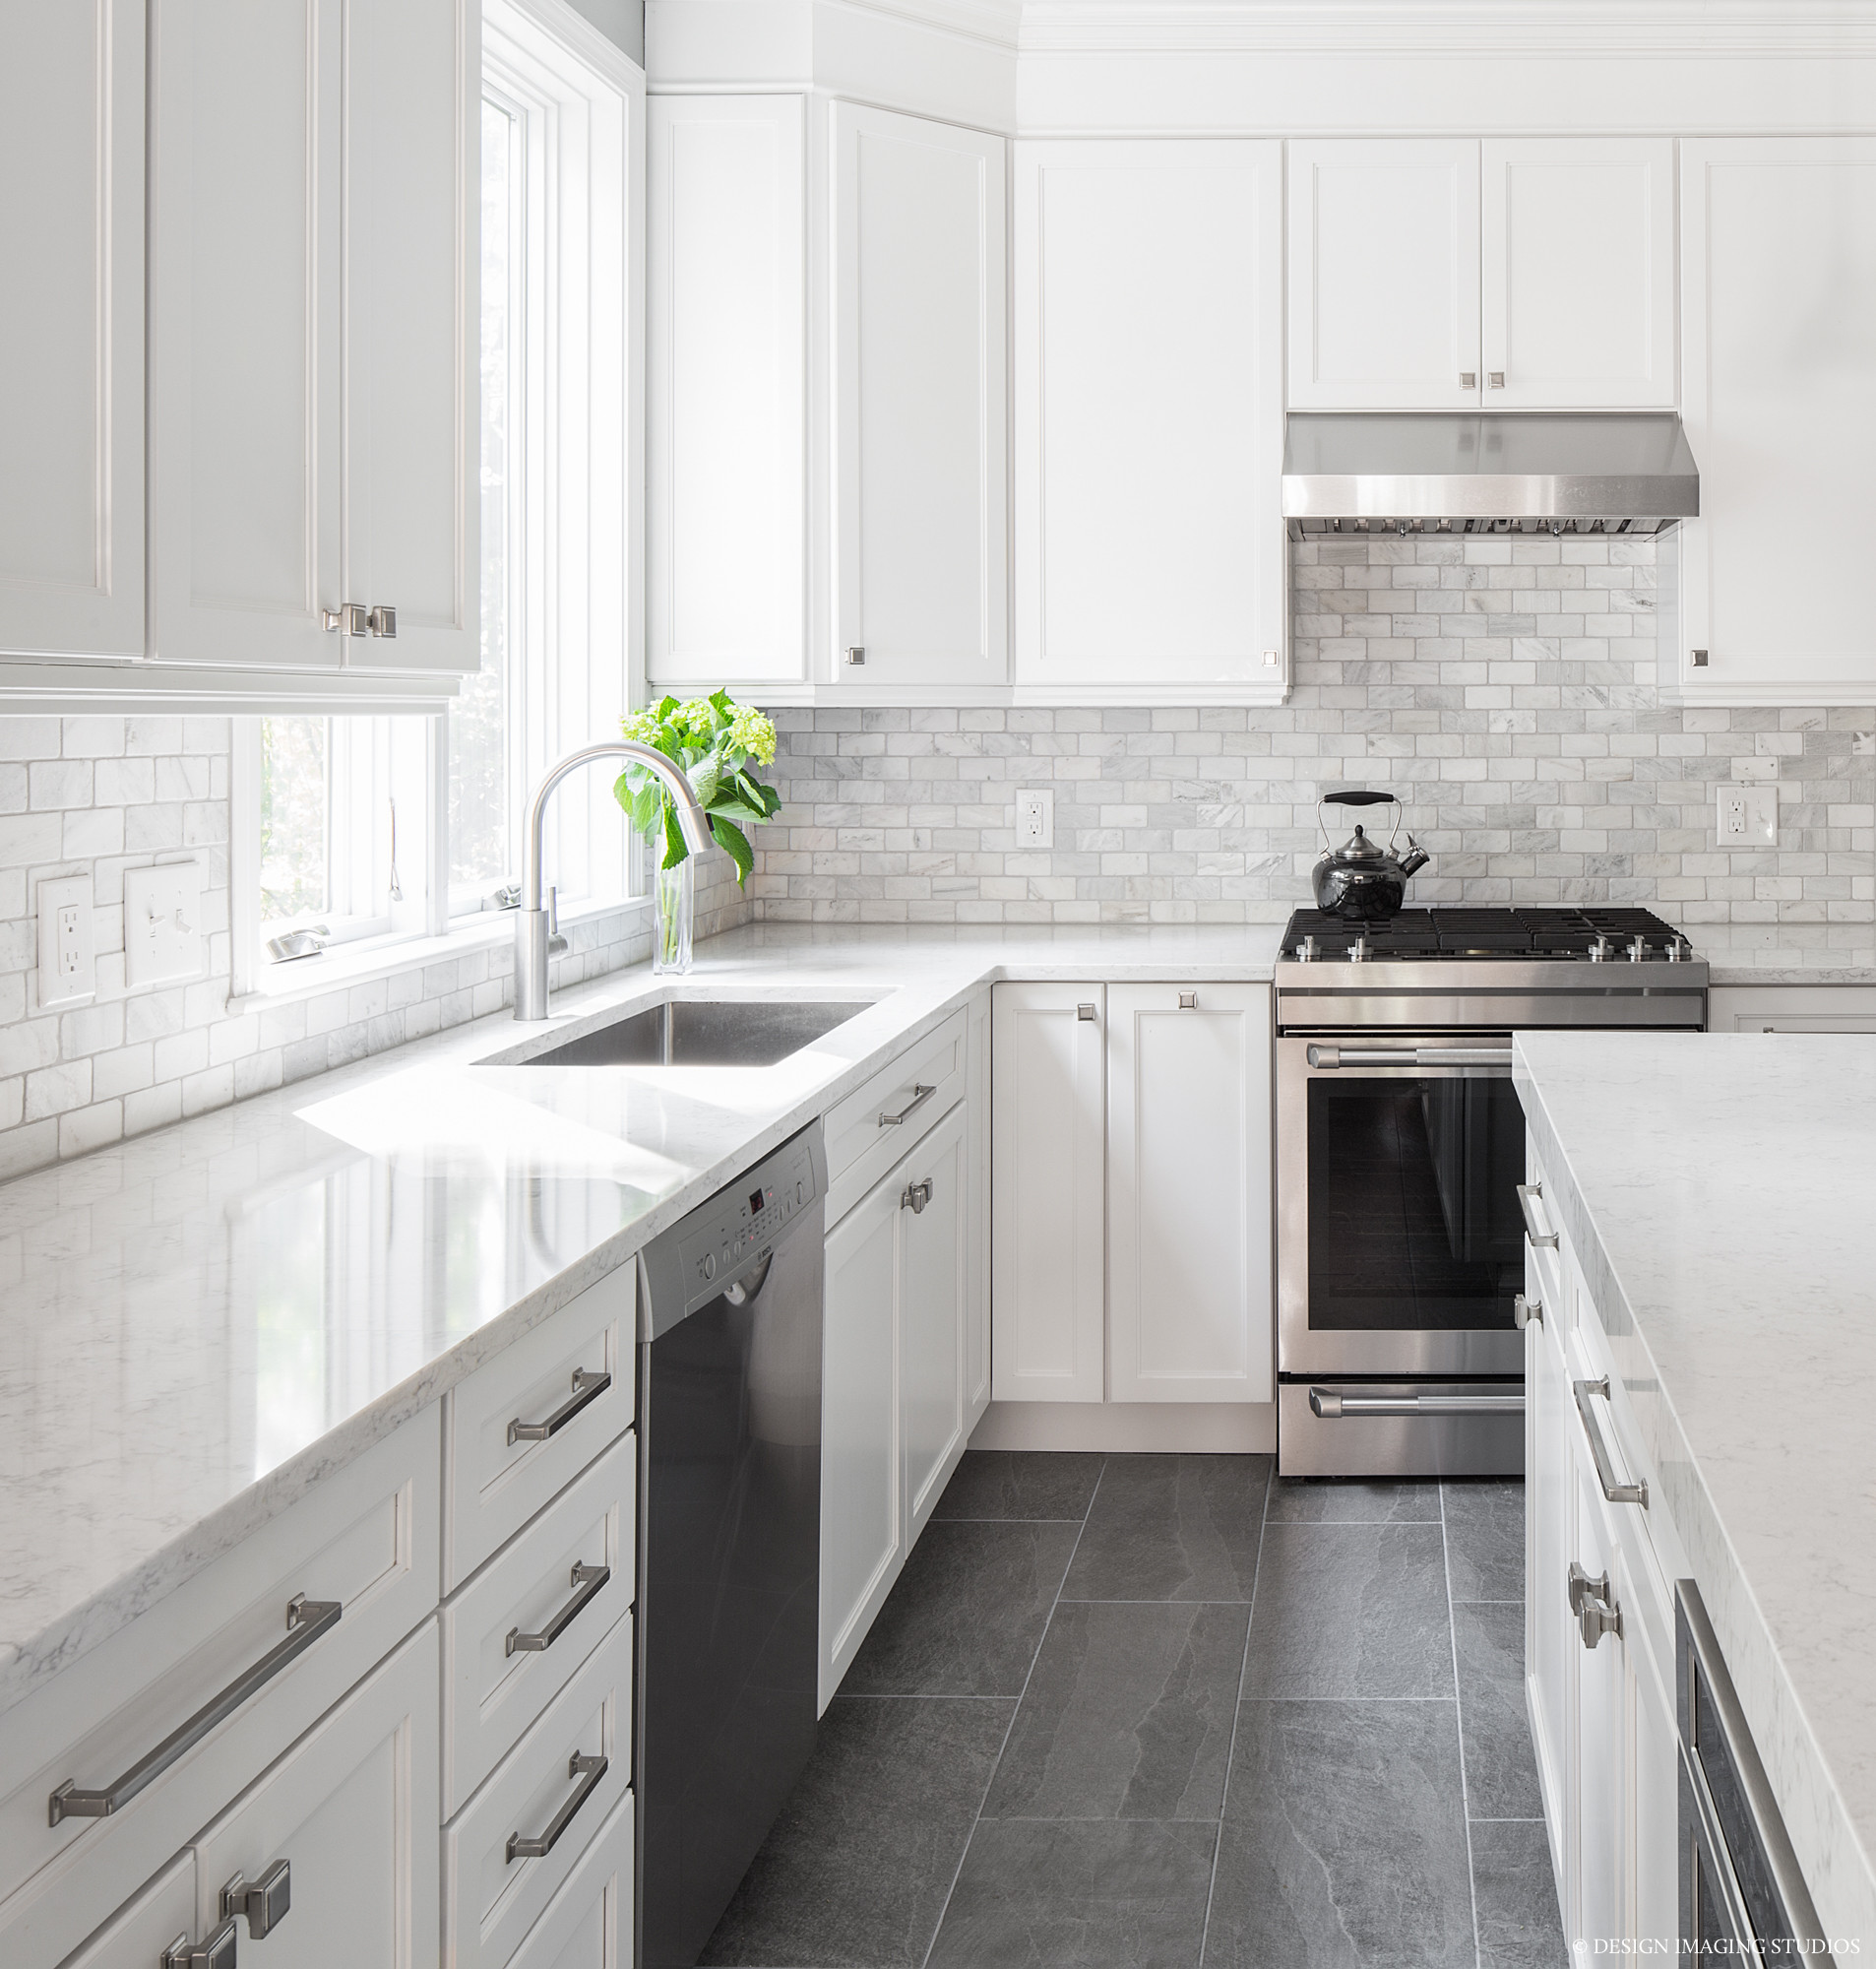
228;895;651;1014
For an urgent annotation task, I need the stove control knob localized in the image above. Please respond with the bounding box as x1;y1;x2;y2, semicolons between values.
1297;934;1317;962
1588;935;1610;963
1663;934;1687;963
1626;935;1648;962
1347;935;1369;963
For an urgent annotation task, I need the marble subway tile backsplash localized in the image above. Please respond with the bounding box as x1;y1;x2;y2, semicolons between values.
749;536;1876;927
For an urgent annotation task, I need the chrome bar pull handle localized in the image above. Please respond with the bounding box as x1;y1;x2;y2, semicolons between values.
506;1563;611;1658
1514;1293;1542;1330
1517;1182;1559;1249
1573;1376;1648;1506
507;1753;608;1863
1309;1387;1524;1418
878;1083;935;1128
50;1596;341;1826
508;1367;611;1445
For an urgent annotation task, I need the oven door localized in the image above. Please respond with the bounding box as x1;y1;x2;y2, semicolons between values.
1278;1032;1527;1378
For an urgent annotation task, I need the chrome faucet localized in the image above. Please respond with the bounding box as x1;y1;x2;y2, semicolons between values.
513;740;713;1021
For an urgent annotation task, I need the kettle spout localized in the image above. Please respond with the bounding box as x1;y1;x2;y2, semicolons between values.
1399;836;1430;880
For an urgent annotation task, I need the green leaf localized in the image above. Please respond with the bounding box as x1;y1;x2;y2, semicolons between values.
710;814;754;885
689;755;722;808
660;798;689;870
656;693;680;723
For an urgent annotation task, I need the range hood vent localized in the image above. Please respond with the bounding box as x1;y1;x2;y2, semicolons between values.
1282;413;1700;540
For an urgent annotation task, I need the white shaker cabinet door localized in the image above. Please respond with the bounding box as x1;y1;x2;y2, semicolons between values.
1525;1276;1573;1880
59;1853;197;1969
1106;983;1272;1404
830;105;1006;691
191;1620;439;1969
1287;139;1481;410
1679;140;1876;701
1014;141;1284;695
0;0;145;658
899;1101;969;1544
148;0;343;667
965;988;992;1430
1569;1453;1623;1951
990;983;1106;1403
1481;140;1675;411
343;0;478;673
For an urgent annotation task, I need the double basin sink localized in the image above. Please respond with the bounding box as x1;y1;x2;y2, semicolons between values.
513;995;870;1069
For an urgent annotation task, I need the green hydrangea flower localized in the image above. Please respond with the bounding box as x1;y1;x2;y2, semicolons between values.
613;690;782;886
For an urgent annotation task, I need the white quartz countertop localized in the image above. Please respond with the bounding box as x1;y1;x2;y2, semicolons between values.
0;921;1282;1717
1515;1031;1876;1944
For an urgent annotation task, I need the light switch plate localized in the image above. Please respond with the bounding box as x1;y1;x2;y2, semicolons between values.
124;860;205;987
1717;785;1778;847
36;875;95;1009
1016;789;1055;851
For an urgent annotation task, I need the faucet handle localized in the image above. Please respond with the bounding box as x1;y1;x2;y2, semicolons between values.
546;886;568;957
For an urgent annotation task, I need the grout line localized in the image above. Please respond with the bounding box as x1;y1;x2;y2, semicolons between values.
1441;1481;1486;1969
916;1454;1106;1969
830;1691;1014;1701
1196;1451;1274;1965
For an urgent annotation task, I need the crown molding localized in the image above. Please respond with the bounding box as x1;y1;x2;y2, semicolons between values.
838;0;1024;48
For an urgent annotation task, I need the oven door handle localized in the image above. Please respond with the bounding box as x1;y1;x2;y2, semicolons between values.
1305;1045;1514;1070
1309;1388;1527;1418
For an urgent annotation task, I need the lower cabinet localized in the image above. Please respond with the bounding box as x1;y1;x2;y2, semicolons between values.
59;1852;196;1968
506;1793;634;1969
1705;984;1876;1034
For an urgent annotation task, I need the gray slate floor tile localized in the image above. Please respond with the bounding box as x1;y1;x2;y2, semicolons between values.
1471;1820;1570;1968
1203;1698;1475;1969
844;1519;1081;1697
984;1600;1249;1821
700;1694;1014;1967
928;1818;1218;1969
1062;1454;1270;1603
1444;1480;1526;1602
1455;1600;1544;1820
934;1450;1107;1523
1267;1478;1441;1523
1241;1522;1455;1699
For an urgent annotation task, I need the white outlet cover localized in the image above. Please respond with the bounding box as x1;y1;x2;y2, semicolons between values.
124;860;205;987
36;875;95;1010
1016;788;1055;851
1716;786;1779;847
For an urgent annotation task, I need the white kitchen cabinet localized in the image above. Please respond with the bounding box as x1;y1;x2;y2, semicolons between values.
1706;984;1876;1033
1287;139;1481;410
59;1852;197;1969
1015;141;1285;700
148;0;477;672
0;0;146;660
1106;984;1272;1404
506;1792;634;1969
1525;1274;1573;1876
900;1102;969;1542
990;983;1107;1403
1481;140;1675;410
192;1620;440;1969
830;103;1006;691
965;988;992;1430
1677;139;1876;702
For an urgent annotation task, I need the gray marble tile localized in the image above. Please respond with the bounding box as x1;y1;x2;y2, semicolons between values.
1471;1819;1570;1968
983;1601;1249;1821
1203;1699;1475;1968
700;1694;1014;1967
1267;1478;1441;1523
927;1818;1218;1969
844;1520;1081;1697
1241;1523;1456;1699
1062;1454;1270;1603
934;1450;1107;1523
1454;1601;1543;1820
1443;1479;1526;1602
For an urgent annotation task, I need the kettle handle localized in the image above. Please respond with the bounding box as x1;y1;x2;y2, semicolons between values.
1318;788;1402;855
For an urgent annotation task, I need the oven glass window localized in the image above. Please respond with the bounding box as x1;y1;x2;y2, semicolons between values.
1306;1073;1524;1330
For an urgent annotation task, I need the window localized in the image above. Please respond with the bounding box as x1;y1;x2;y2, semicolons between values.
238;0;643;985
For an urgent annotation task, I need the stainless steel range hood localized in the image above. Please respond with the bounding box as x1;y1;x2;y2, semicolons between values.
1282;412;1699;540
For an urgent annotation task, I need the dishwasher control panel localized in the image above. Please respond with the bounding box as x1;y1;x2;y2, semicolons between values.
678;1133;819;1303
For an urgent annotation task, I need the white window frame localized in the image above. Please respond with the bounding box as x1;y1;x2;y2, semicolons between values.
229;0;645;1001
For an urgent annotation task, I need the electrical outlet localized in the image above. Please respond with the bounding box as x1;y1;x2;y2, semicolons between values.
1016;789;1055;850
1717;785;1779;847
36;876;95;1009
124;860;205;987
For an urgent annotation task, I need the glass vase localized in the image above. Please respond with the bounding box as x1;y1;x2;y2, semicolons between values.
653;857;694;976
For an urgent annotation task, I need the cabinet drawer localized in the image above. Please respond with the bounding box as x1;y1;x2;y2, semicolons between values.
0;1406;439;1969
447;1266;635;1591
825;1008;968;1222
508;1790;634;1969
446;1607;633;1969
40;1851;194;1969
443;1432;636;1816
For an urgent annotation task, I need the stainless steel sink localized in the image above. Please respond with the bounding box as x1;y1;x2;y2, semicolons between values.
519;997;871;1068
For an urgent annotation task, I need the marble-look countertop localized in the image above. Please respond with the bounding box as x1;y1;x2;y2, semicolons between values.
1515;1032;1876;1946
1698;921;1876;985
0;922;1282;1719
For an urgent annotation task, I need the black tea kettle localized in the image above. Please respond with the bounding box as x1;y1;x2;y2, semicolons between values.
1311;790;1430;922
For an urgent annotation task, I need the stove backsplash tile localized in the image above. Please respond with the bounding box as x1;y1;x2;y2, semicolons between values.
751;535;1874;928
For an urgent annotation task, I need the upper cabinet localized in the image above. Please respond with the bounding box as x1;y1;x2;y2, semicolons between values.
1015;140;1285;701
0;1;146;660
1289;138;1675;413
1676;139;1876;703
149;0;478;674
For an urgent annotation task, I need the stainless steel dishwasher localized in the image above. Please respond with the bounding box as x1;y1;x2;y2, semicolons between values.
635;1122;825;1969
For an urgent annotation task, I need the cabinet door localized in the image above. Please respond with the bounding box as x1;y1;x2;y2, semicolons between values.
0;0;145;659
59;1853;196;1969
1680;140;1876;699
1570;1454;1623;1951
1106;984;1271;1404
1481;140;1675;410
507;1793;633;1969
1526;1280;1573;1864
148;0;343;667
1014;141;1284;694
1288;139;1481;409
191;1621;440;1969
648;95;806;687
1626;1548;1680;1954
343;0;478;671
821;1174;904;1710
965;989;992;1430
990;983;1106;1403
831;104;1006;690
901;1103;969;1541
